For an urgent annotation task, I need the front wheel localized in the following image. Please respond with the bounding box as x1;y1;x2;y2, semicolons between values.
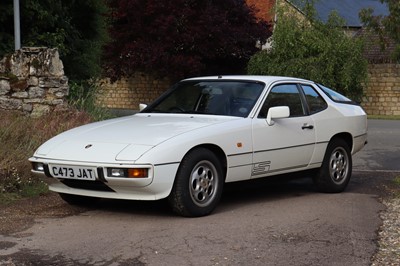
313;138;352;193
168;148;224;217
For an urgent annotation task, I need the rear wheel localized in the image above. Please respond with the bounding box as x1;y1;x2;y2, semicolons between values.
313;138;352;193
168;148;224;217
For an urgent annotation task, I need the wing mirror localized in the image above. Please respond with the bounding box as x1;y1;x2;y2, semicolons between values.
266;106;290;125
139;103;147;111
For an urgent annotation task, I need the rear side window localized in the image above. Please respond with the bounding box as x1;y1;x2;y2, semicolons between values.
317;84;354;103
301;85;327;114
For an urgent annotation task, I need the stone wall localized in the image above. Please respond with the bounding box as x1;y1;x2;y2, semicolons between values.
0;47;68;117
362;64;400;116
96;72;170;111
98;64;400;116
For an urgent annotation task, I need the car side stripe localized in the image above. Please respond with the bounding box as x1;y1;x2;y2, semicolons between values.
154;161;180;167
253;142;316;154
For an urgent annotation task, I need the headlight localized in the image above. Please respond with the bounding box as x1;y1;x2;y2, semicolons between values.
107;168;148;178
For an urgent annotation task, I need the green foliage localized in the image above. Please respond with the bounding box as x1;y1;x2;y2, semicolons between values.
248;4;368;101
360;0;400;61
0;0;109;81
68;81;113;121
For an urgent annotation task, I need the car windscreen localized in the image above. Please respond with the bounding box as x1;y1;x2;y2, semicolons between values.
142;80;265;117
317;84;356;104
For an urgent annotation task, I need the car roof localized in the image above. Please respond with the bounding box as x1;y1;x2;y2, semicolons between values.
183;75;313;84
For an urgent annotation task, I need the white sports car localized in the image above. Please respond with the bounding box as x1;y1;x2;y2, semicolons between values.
30;76;367;217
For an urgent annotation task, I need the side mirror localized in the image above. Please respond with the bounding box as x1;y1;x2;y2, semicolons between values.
139;103;147;111
266;106;290;125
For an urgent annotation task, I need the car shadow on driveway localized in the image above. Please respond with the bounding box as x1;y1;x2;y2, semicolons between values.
75;170;396;217
85;173;318;217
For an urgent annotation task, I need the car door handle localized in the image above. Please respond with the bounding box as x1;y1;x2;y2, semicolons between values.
302;124;314;130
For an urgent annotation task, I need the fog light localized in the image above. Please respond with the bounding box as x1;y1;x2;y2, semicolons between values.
33;162;44;172
110;168;125;177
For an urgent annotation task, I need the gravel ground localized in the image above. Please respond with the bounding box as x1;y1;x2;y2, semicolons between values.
0;193;87;235
371;196;400;265
1;187;400;265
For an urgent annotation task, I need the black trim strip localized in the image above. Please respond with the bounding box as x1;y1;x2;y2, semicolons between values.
309;161;322;166
254;142;315;154
43;164;52;178
60;179;115;192
97;167;107;183
154;161;180;167
354;133;367;139
229;163;253;169
227;151;253;157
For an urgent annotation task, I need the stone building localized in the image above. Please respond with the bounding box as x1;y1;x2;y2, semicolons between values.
248;0;399;116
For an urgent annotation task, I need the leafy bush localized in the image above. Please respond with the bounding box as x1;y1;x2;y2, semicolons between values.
103;0;271;81
247;5;368;101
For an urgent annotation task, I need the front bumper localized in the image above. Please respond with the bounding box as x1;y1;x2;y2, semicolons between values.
29;157;179;201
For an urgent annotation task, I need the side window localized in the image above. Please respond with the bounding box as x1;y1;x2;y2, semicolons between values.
258;84;305;118
301;85;328;114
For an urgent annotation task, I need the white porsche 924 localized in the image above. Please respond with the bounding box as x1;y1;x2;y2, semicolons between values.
30;76;367;217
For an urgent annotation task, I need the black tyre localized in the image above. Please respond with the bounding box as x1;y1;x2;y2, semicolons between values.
313;138;352;193
168;148;224;217
59;193;99;206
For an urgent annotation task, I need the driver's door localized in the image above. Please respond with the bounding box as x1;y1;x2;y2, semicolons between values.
251;83;316;177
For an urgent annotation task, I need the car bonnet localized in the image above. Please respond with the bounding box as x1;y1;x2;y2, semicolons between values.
34;113;237;163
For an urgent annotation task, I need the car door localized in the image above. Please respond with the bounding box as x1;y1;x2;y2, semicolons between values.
251;83;316;178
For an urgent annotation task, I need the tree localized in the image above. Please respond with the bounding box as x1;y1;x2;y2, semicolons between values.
359;0;400;61
103;0;271;82
247;4;367;101
0;0;108;81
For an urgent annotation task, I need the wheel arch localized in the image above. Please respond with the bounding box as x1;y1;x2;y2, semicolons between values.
185;144;228;181
329;132;353;151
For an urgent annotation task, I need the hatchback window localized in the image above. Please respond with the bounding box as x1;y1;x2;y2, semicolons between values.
258;84;305;118
318;84;353;103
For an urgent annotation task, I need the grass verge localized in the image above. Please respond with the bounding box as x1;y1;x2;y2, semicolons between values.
368;115;400;120
0;109;92;205
0;80;112;205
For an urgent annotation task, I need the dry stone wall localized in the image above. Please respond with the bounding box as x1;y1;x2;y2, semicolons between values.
0;47;69;117
362;64;400;116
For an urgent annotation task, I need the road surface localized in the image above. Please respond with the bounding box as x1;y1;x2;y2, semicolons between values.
0;119;399;266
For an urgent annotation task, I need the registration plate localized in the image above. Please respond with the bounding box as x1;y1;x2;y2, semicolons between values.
49;165;97;181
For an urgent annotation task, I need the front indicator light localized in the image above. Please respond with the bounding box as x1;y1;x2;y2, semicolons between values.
128;168;148;178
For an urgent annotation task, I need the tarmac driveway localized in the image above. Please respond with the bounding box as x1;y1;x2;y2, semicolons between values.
0;119;399;266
